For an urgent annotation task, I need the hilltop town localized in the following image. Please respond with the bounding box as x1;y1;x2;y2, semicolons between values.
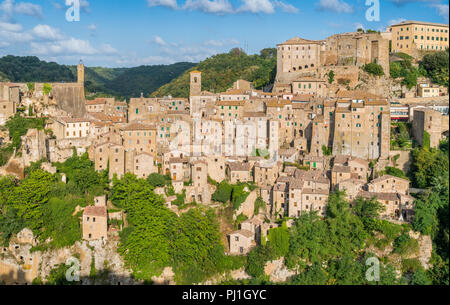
0;20;449;285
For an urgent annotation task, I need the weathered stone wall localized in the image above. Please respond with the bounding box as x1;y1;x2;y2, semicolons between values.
51;83;86;118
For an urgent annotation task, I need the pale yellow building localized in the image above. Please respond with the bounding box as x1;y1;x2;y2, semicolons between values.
388;21;449;55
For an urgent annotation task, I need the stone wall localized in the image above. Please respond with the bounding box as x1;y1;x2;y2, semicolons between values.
51;83;86;118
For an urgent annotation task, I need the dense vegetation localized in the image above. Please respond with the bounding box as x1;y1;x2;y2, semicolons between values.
363;62;385;77
390;53;424;89
0;152;107;249
0;114;47;166
152;48;277;98
0;56;74;82
391;122;412;150
419;50;449;88
390;50;449;90
211;180;257;210
408;139;449;284
112;174;244;284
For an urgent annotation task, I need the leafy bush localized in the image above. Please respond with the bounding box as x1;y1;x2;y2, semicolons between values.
394;234;419;256
245;245;276;278
419;50;449;87
254;197;266;215
212;181;233;204
147;173;170;188
363;62;385;76
230;184;250;210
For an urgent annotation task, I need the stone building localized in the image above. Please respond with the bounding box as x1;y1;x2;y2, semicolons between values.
357;191;404;220
337;178;365;201
82;206;107;242
254;161;280;187
227;161;252;184
388;21;449;55
276;31;390;85
287;170;330;218
94;142;126;179
21;129;47;167
229;229;255;255
215;100;245;121
0;83;18;125
120;123;157;156
49;117;91;139
412;108;447;148
133;152;157;179
292;77;327;97
330;92;391;160
367;175;410;195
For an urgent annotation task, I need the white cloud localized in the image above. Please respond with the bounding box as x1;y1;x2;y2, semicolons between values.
0;20;21;31
147;0;298;14
99;43;118;54
316;0;353;13
88;24;97;32
273;1;299;13
387;18;406;26
204;38;239;47
184;0;234;14
431;4;449;21
14;1;42;17
0;21;32;43
30;38;99;55
80;0;90;13
147;0;178;9
237;0;275;14
32;24;65;41
390;0;441;6
153;35;167;46
0;0;43;20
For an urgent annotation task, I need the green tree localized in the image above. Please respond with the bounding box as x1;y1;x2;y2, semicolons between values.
147;173;170;188
267;222;290;258
6;170;53;232
212;181;233;203
363;62;385;76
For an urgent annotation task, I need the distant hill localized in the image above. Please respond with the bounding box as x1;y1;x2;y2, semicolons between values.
102;63;196;98
151;48;277;98
0;55;196;99
0;55;75;82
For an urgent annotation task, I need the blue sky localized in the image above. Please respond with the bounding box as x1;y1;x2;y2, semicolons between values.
0;0;448;67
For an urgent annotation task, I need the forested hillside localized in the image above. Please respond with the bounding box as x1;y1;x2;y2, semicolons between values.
151;48;277;98
0;55;75;82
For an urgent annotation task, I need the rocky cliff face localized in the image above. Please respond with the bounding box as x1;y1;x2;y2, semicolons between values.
0;229;138;285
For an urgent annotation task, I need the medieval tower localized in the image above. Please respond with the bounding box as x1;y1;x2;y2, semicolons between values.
190;70;202;96
77;60;85;85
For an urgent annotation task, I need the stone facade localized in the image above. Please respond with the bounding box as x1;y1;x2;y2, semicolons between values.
412;108;446;148
82;206;108;242
388;21;449;55
276;31;390;85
